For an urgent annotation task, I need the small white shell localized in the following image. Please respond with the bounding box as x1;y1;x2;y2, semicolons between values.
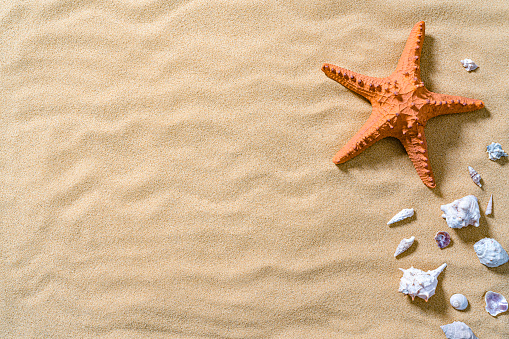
394;236;415;257
474;238;509;268
467;166;482;187
485;194;493;215
485;291;508;316
398;263;447;301
486;142;508;161
460;59;478;71
441;195;480;229
449;294;468;310
387;208;414;225
440;321;478;339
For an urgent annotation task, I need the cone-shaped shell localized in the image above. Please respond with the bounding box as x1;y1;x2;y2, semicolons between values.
467;166;482;187
394;236;415;257
485;194;493;215
387;208;414;225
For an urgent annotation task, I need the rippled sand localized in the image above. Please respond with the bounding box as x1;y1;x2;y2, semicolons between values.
1;1;509;338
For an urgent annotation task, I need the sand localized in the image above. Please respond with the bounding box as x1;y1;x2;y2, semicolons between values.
1;0;508;338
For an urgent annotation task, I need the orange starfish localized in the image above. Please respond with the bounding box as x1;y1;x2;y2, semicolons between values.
322;21;484;188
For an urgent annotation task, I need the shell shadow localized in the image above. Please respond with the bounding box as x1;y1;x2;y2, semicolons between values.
452;213;492;244
487;263;509;276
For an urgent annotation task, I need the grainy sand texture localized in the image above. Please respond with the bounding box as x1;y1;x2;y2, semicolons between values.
1;1;509;338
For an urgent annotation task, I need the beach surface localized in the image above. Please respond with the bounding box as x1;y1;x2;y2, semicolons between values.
1;1;508;338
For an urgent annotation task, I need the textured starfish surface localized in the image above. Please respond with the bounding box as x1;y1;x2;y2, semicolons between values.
322;21;484;188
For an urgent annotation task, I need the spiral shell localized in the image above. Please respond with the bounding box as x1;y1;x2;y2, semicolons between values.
394;236;415;257
467;166;482;187
387;208;414;225
449;294;468;310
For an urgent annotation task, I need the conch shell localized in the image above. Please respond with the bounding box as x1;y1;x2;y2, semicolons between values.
460;59;478;71
440;321;478;339
474;238;509;268
441;195;480;229
394;236;415;257
486;142;508;161
398;263;446;301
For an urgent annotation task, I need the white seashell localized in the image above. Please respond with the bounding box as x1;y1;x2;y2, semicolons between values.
398;263;446;301
441;195;480;229
387;208;414;225
460;59;478;71
467;166;482;187
449;294;468;310
474;238;509;268
440;321;478;339
485;194;493;215
485;291;508;316
486;142;508;161
394;236;415;257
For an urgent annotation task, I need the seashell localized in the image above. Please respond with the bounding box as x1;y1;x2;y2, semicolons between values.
434;231;451;249
440;195;480;229
473;238;509;268
394;236;415;257
486;142;508;161
485;194;493;215
485;291;508;316
460;59;478;71
387;208;414;225
449;294;468;310
440;321;478;339
398;263;447;301
467;166;482;187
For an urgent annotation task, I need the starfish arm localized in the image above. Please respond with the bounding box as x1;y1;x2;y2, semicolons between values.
423;92;484;120
394;21;425;79
399;125;436;188
333;114;387;164
322;63;383;101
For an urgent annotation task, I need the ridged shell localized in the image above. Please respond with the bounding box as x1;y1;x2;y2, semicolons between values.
441;195;480;229
449;294;468;310
486;142;508;161
434;231;451;249
473;238;509;268
485;291;508;316
460;59;478;71
398;263;447;301
394;236;415;257
440;321;478;339
485;194;493;215
467;166;482;187
387;208;414;225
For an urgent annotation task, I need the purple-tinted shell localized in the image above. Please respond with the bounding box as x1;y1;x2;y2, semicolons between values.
435;231;451;249
485;291;508;316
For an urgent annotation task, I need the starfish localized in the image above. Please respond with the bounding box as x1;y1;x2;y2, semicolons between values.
322;21;484;188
